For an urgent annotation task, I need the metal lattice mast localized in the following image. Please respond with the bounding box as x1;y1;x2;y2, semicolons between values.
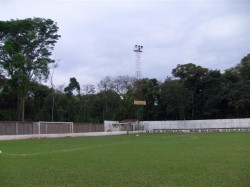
134;45;143;81
133;45;145;130
134;45;143;100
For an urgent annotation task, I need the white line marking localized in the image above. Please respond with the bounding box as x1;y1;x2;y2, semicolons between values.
2;139;150;157
1;135;201;157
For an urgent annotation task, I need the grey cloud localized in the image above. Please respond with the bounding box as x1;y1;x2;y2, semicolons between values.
1;0;249;86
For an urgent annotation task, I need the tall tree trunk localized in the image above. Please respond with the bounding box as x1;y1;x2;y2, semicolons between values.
84;103;86;122
21;96;25;122
17;94;21;121
17;91;25;122
51;89;55;122
191;90;195;119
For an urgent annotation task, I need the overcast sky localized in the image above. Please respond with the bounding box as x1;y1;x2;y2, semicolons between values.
1;0;250;88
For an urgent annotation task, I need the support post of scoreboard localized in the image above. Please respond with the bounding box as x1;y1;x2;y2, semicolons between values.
134;100;146;130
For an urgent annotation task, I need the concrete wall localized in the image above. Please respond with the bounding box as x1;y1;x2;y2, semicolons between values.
0;131;127;141
74;123;104;133
104;121;119;131
104;118;250;131
0;122;35;135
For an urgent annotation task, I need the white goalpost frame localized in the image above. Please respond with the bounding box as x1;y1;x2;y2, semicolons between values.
36;121;74;135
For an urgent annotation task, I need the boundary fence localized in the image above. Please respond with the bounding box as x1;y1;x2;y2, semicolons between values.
0;122;104;135
105;118;250;132
151;128;250;133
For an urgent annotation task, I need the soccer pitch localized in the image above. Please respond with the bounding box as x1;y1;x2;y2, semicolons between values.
0;133;249;187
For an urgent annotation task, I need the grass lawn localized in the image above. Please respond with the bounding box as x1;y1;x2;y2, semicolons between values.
0;132;249;187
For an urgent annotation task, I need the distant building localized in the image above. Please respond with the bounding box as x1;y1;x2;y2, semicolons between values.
104;119;140;131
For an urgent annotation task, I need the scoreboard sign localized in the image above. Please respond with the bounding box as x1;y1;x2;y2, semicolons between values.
134;100;146;105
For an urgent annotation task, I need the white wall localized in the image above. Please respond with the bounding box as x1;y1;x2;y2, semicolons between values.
0;131;127;141
104;120;119;131
104;119;250;131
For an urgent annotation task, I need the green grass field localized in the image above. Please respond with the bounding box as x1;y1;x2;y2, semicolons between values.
0;132;249;187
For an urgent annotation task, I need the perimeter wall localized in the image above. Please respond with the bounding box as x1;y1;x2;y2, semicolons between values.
104;118;250;132
0;122;104;135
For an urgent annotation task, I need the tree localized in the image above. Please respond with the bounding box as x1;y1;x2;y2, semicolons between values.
140;78;161;120
223;68;241;84
220;58;250;118
0;79;17;120
64;77;80;96
48;62;58;122
82;84;96;95
96;90;122;121
64;77;81;121
97;75;135;121
0;18;60;121
201;70;223;118
98;77;121;121
160;78;189;120
81;84;96;122
237;54;250;83
112;75;134;96
28;81;51;121
98;76;113;92
172;63;208;118
0;70;6;92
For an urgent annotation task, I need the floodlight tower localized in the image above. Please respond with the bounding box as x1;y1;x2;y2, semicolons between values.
134;45;143;100
133;45;145;130
134;45;143;82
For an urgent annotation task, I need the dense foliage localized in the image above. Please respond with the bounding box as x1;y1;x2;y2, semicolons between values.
0;18;249;122
0;54;249;122
0;18;60;121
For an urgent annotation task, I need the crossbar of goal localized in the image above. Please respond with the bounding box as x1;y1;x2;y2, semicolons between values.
36;121;74;135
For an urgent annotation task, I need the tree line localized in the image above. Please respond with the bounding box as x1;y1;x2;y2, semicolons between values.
0;18;249;122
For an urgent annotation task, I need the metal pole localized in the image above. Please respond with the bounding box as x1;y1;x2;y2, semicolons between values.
38;122;40;136
16;122;18;135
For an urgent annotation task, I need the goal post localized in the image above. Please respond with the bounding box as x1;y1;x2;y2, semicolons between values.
35;121;74;135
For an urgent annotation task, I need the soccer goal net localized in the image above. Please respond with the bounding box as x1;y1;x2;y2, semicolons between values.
35;121;74;134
